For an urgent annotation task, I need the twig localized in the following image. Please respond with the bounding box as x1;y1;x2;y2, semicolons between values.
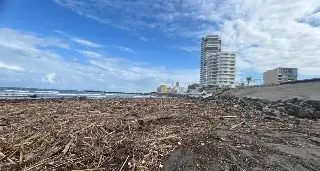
71;168;107;171
217;116;237;119
19;147;24;163
132;149;136;171
119;155;129;171
0;151;16;164
23;160;47;171
230;121;245;130
0;151;6;161
158;135;177;141
62;137;74;155
230;153;244;171
78;123;96;133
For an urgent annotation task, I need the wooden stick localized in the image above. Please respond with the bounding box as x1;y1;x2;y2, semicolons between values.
119;155;129;171
0;151;15;164
71;169;107;171
19;150;23;163
0;151;6;161
230;153;244;171
62;138;73;155
230;121;245;130
23;160;46;171
215;116;237;119
220;116;237;118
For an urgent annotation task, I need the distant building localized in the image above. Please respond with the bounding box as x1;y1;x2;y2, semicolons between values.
175;82;180;87
157;85;168;93
200;35;236;88
167;87;173;93
178;87;186;94
264;68;298;84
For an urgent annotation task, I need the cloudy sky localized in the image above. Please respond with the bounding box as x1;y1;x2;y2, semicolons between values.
0;0;319;92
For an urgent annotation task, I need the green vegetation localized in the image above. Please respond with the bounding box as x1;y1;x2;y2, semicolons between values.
246;76;253;85
188;83;200;90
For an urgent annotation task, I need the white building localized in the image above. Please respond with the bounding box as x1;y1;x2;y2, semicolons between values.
217;51;236;88
200;35;221;86
200;35;236;88
178;87;186;94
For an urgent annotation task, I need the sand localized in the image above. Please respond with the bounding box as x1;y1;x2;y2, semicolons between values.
227;82;320;101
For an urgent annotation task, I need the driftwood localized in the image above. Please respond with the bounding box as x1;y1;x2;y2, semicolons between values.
1;98;317;170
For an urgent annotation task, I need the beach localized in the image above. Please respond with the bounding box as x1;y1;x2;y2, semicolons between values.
1;98;320;170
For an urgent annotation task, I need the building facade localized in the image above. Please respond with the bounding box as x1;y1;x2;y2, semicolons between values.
157;85;167;93
263;68;298;84
216;52;236;87
178;87;186;94
200;35;236;88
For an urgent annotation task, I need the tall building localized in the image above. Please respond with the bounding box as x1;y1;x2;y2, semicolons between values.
264;68;298;84
200;35;236;88
175;82;179;87
217;52;236;87
200;35;221;87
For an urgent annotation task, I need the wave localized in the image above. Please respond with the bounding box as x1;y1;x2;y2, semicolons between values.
57;93;79;96
3;90;30;93
4;90;15;92
35;91;60;94
133;95;151;98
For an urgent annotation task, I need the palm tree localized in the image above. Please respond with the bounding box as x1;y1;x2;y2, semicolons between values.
246;76;252;85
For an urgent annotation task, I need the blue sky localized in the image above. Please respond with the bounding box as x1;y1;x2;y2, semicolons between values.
0;0;319;92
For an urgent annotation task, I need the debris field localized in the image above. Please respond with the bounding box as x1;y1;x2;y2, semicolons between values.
1;97;320;171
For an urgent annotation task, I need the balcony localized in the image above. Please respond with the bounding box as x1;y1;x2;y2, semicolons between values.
219;63;236;66
205;45;220;51
219;60;236;63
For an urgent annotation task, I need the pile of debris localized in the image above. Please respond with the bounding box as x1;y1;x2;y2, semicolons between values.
244;97;320;119
203;95;320;119
0;97;320;171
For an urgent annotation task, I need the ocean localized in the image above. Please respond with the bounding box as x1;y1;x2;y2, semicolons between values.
0;87;155;99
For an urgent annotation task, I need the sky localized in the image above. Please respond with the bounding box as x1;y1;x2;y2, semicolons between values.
0;0;319;92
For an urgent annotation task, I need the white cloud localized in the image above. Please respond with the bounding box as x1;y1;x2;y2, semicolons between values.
72;38;103;48
0;27;198;92
77;50;104;58
139;36;148;42
118;47;136;54
42;73;57;84
55;30;103;48
88;58;199;88
53;0;320;77
0;61;24;71
0;28;70;50
173;45;200;52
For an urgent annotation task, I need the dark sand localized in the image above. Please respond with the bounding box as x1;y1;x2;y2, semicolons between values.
227;82;320;101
